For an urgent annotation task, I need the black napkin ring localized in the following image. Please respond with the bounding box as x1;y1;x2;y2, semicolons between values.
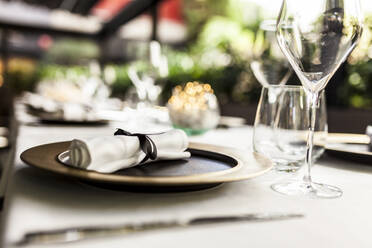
114;129;158;164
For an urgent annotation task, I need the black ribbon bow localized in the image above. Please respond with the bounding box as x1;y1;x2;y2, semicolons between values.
114;129;158;164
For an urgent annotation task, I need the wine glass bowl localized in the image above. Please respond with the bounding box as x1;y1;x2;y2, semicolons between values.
251;20;292;87
274;0;363;198
276;0;363;93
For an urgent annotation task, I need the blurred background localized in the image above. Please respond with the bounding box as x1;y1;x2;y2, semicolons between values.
0;0;372;132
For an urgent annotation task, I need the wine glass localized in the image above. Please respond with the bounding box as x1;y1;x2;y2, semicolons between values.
127;40;168;108
274;0;363;198
251;20;293;130
251;20;292;87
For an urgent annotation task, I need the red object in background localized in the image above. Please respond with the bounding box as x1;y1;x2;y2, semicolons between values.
92;0;130;20
92;0;183;23
159;0;183;23
37;34;53;50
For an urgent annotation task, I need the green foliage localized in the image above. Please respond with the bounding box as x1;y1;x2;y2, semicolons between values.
107;64;132;98
194;16;256;58
37;64;90;80
335;16;372;109
225;0;262;26
44;39;99;65
7;67;38;94
338;60;372;108
182;0;229;42
5;58;39;94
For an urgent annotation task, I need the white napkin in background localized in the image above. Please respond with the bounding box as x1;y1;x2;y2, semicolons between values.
68;129;191;173
22;92;100;121
62;102;98;121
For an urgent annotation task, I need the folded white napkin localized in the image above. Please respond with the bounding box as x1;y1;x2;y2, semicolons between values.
68;129;191;173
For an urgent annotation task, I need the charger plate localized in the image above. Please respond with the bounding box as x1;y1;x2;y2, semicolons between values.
326;133;372;165
20;141;272;192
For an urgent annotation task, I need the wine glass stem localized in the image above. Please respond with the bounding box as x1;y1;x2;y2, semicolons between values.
304;92;319;186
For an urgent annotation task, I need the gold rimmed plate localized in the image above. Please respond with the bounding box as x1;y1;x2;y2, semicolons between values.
20;142;272;192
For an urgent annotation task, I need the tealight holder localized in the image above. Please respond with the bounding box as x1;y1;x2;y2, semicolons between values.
167;81;220;135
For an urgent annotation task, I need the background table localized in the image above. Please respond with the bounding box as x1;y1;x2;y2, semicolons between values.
1;122;372;248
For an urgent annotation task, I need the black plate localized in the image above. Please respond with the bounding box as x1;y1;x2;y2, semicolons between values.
57;147;240;192
40;119;108;126
326;143;372;165
112;149;238;177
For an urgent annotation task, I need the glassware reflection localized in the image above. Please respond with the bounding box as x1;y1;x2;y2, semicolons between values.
253;85;327;173
251;20;292;87
127;40;168;108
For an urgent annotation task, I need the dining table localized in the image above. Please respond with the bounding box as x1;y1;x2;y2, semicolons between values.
1;116;372;248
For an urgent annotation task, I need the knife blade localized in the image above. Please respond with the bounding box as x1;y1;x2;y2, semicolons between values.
15;213;304;246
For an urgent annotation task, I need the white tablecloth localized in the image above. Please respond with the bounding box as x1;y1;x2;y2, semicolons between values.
2;122;372;248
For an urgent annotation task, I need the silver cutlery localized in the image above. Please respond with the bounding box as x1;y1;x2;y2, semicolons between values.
15;212;304;246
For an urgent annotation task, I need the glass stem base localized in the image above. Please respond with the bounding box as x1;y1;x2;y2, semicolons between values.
274;163;301;173
271;180;342;199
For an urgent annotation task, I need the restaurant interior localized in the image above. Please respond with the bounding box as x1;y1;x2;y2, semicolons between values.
0;0;372;247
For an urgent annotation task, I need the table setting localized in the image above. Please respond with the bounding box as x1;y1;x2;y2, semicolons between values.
3;121;372;248
2;0;372;247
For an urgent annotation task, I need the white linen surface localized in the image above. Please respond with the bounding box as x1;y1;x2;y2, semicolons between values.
68;129;190;173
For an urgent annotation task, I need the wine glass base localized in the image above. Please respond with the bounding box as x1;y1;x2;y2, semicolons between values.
271;181;342;199
274;163;301;173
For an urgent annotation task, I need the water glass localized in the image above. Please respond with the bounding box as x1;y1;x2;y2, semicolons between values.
253;85;327;172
